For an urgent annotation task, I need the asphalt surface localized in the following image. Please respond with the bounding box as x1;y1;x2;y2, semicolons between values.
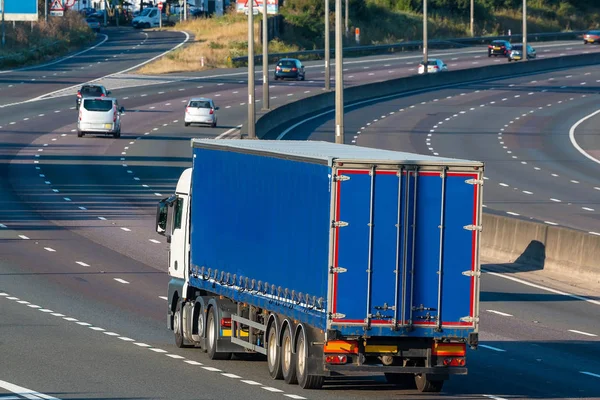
0;26;599;399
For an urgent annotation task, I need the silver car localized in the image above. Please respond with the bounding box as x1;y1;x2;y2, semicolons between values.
184;98;218;128
77;97;124;138
508;44;536;61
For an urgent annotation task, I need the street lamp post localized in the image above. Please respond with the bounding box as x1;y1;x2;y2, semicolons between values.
247;0;256;139
334;0;344;144
470;0;474;37
324;0;330;91
262;0;269;110
422;0;428;74
522;0;527;61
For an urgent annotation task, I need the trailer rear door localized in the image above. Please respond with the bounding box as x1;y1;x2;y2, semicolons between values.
329;166;481;334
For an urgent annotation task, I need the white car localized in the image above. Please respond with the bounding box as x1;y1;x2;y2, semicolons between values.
418;59;448;74
184;98;219;128
77;97;124;138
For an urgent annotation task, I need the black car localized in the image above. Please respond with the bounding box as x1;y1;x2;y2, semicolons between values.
488;40;512;57
274;58;305;81
76;84;110;110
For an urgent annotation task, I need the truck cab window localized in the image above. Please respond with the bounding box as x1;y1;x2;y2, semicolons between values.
173;197;183;230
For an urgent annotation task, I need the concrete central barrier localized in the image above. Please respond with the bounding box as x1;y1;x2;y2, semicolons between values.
253;50;600;283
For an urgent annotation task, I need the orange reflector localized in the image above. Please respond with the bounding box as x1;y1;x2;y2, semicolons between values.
325;355;348;364
433;342;466;357
324;340;359;354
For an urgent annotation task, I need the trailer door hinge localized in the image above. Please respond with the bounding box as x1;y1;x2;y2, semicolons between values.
462;270;481;277
330;313;346;320
463;224;482;231
335;174;350;182
331;266;347;274
465;178;484;185
333;221;349;228
460;316;479;323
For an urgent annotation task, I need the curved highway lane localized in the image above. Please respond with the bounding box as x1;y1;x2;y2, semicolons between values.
1;37;600;400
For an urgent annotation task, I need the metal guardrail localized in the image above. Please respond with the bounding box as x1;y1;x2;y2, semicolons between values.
231;30;586;66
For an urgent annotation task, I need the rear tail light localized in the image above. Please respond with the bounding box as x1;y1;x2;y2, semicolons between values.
325;355;347;364
434;66;439;70
276;66;281;71
101;93;105;97
443;358;466;366
488;45;492;48
77;91;81;98
78;111;82;121
220;317;231;328
185;106;190;113
432;342;466;357
113;106;117;122
291;67;297;71
209;108;214;114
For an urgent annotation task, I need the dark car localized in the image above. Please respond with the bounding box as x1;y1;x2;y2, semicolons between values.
76;84;110;110
86;17;101;33
583;30;600;44
488;40;512;57
274;58;305;81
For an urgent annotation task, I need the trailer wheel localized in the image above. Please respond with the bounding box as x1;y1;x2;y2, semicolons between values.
174;298;185;348
207;307;232;360
384;373;416;388
295;329;324;389
281;325;298;384
415;374;444;393
267;323;283;380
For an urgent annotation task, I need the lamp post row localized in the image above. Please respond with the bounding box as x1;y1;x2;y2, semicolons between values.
247;0;528;142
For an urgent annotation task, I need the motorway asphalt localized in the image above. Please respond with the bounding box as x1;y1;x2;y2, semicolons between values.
1;26;599;399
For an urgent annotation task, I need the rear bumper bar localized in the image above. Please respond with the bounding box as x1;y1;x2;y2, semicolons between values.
325;365;467;375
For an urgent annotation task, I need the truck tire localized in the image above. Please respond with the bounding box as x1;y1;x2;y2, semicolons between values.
384;373;416;388
174;298;185;348
295;329;324;389
207;306;232;360
415;374;444;393
267;323;283;380
281;325;298;384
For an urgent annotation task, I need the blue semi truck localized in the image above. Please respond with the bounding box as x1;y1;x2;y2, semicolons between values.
156;139;483;392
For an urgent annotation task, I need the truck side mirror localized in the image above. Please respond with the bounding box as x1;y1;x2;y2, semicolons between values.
156;198;168;235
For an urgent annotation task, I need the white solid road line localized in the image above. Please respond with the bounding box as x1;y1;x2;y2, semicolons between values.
568;329;598;337
569;108;600;166
114;278;130;284
0;379;61;400
486;310;513;317
0;34;109;75
479;344;507;352
216;124;243;139
581;371;600;378
484;270;600;306
483;395;509;400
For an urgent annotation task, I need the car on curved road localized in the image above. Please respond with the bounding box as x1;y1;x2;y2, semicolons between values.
508;44;536;61
184;98;218;127
76;84;110;110
417;58;448;74
77;97;124;139
488;40;512;57
583;30;600;44
86;17;101;33
274;58;306;81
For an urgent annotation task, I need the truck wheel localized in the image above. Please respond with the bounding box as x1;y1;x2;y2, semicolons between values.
384;373;416;388
267;323;283;380
174;298;185;348
415;374;444;392
295;329;324;389
207;307;232;360
281;325;298;384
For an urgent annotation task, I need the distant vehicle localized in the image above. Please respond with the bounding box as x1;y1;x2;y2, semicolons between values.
488;40;512;57
79;7;96;17
132;7;172;29
583;30;600;44
508;44;536;61
418;58;448;74
184;98;218;128
86;17;101;33
274;58;306;81
76;84;110;110
77;97;124;139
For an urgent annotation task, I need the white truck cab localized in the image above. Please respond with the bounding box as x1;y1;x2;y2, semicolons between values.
132;7;168;29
